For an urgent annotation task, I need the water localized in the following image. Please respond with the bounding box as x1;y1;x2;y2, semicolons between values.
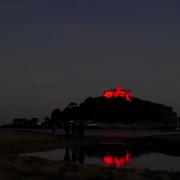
129;153;180;171
18;128;180;171
17;128;180;138
22;142;180;171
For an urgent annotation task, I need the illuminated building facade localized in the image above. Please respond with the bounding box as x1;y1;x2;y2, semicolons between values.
103;85;133;102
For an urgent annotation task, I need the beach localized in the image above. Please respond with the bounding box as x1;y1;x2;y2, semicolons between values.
1;129;180;179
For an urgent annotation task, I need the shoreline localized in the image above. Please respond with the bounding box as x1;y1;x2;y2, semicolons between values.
1;154;180;180
1;128;180;154
1;130;180;179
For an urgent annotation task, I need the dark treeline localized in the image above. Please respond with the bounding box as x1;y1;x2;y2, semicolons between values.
11;96;177;128
12;118;39;128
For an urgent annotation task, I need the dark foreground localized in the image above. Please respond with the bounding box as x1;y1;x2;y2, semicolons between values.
1;155;180;180
1;129;180;179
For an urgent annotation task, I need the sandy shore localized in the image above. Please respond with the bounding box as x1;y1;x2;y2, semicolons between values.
1;129;180;179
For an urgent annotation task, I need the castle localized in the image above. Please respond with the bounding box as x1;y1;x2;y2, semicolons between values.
103;85;133;102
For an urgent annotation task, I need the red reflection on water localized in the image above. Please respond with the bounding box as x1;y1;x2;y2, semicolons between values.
103;155;113;165
103;85;133;102
103;151;132;168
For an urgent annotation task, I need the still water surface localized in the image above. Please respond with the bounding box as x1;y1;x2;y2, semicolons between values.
22;143;180;171
17;128;180;138
19;128;180;171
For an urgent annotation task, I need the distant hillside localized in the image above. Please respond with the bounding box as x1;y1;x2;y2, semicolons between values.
62;96;177;125
10;96;177;128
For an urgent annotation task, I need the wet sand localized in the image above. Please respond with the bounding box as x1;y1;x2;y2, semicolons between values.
1;129;180;179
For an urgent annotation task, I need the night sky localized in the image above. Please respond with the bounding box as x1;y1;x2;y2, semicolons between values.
0;0;180;124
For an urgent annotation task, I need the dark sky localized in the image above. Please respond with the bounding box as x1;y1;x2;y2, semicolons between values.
0;0;180;124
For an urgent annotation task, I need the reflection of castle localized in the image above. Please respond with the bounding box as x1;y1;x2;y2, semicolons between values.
103;85;133;102
103;150;132;168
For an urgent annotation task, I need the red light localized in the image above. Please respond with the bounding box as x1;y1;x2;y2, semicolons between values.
103;155;113;165
104;91;114;98
114;157;125;168
103;151;132;168
103;85;133;102
125;151;132;164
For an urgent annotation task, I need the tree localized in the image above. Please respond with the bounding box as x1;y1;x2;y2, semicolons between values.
12;118;28;127
51;108;62;126
68;102;78;109
28;118;39;126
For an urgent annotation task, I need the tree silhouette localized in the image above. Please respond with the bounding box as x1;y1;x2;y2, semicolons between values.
28;118;39;126
13;95;177;128
68;102;78;108
51;108;62;127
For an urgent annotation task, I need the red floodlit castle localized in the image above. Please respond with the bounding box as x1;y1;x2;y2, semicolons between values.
103;85;133;102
